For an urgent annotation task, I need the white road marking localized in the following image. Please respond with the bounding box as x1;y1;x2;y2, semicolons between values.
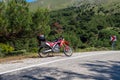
0;52;113;75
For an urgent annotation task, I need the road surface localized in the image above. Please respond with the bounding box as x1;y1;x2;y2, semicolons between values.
0;51;120;80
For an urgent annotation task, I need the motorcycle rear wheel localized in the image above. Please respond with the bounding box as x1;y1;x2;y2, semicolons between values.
38;47;49;58
63;46;73;57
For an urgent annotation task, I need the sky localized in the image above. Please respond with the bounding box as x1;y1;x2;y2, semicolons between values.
26;0;37;2
0;0;37;2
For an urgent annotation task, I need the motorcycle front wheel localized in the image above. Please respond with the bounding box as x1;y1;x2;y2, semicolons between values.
63;46;73;57
38;47;49;58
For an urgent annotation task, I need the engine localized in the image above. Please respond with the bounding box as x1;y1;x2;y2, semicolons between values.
53;44;60;52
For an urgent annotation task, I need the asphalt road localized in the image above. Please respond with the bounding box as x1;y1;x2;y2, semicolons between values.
0;51;120;80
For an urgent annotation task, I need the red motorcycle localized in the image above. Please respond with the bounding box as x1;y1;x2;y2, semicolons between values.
37;35;73;57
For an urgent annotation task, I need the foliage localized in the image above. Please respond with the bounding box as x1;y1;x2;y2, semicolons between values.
0;0;51;57
32;8;50;36
0;0;32;39
49;1;120;50
0;0;120;58
63;32;82;50
8;50;26;56
0;43;14;57
0;43;14;53
11;38;38;52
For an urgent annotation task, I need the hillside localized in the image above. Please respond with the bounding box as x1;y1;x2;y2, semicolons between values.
73;0;120;14
29;0;76;11
29;0;120;50
29;0;120;12
48;0;120;50
3;0;120;12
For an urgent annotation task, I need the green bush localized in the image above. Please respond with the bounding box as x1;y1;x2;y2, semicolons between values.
0;43;14;53
0;48;4;57
8;50;26;56
13;39;29;51
28;38;38;52
29;47;38;52
63;32;82;50
12;38;38;52
0;43;14;57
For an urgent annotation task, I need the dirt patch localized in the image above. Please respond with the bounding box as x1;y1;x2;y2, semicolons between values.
0;56;27;63
0;53;64;63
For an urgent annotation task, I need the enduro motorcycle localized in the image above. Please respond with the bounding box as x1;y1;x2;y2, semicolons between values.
38;36;73;57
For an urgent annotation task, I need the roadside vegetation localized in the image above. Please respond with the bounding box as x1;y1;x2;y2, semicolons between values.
0;0;120;58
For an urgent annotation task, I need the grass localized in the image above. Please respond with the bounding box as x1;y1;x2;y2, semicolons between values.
75;47;110;52
0;52;63;63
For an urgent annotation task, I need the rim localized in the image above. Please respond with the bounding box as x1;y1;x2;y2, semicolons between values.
38;48;49;57
64;46;73;56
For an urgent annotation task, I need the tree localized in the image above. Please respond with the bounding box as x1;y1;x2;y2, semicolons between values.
32;8;50;36
0;0;51;52
0;0;32;40
0;1;9;40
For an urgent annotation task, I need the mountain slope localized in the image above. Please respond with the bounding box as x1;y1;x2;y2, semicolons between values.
73;0;120;14
4;0;120;12
29;0;76;11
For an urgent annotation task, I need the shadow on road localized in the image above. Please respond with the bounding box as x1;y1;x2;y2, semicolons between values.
80;60;120;80
0;60;120;80
0;67;84;80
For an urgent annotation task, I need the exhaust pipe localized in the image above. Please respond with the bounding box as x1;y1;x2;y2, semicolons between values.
43;49;52;53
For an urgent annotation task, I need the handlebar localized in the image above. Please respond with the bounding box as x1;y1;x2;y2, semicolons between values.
54;36;64;42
